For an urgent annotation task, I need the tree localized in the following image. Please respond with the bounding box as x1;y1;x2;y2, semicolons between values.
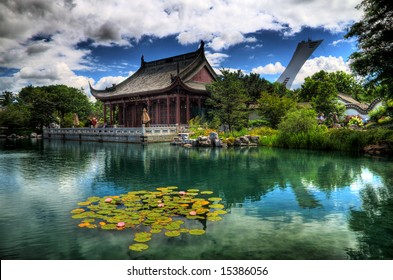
257;91;296;128
300;71;345;117
345;0;393;99
206;69;250;131
0;91;15;107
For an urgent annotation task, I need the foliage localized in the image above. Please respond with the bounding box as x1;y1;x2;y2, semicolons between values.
276;108;328;149
71;186;227;252
257;91;296;128
345;0;393;100
0;85;94;133
300;71;345;117
206;69;250;131
348;116;364;127
248;119;270;128
0;103;31;134
0;91;15;107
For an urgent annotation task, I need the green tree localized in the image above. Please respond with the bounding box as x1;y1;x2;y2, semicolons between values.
345;0;393;99
257;91;296;128
0;91;15;107
300;71;345;116
206;69;250;131
0;103;31;134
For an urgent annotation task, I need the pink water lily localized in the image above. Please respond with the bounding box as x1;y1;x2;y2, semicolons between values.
189;210;197;216
179;191;186;196
105;197;113;203
158;203;165;207
117;222;125;228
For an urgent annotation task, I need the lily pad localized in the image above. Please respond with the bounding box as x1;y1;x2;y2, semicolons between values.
200;191;213;195
134;232;152;242
165;231;181;237
189;229;206;235
208;197;222;202
209;204;224;209
129;243;149;252
207;216;222;221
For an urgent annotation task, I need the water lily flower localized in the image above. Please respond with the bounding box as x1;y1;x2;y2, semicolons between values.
179;191;186;196
158;203;164;207
117;222;125;228
105;197;113;203
189;210;197;216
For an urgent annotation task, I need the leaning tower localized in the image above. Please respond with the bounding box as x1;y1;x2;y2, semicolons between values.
277;39;322;89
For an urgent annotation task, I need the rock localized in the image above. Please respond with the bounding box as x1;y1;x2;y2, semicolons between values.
364;143;391;155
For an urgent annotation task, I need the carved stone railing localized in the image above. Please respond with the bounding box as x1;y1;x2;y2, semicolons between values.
43;125;179;143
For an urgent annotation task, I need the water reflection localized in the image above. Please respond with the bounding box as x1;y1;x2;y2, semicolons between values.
1;139;392;259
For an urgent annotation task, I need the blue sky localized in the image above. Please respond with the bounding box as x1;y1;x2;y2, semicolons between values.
0;0;362;96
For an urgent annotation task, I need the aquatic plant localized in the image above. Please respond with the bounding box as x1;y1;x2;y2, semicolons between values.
71;186;227;252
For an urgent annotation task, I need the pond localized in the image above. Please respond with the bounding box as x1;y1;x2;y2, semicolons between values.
0;139;392;260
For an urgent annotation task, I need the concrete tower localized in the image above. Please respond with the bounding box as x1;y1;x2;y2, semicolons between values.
277;39;323;89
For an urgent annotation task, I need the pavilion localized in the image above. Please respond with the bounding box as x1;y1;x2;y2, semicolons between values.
90;41;217;127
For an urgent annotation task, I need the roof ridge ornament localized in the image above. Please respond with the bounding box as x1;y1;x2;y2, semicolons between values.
199;40;205;50
141;55;145;66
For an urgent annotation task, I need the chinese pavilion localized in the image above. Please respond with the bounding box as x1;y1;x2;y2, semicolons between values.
89;42;217;127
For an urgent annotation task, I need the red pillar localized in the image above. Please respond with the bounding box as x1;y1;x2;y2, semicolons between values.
176;95;180;124
132;103;136;127
186;95;190;123
103;103;107;124
123;102;126;126
109;103;113;126
166;96;170;125
155;100;160;124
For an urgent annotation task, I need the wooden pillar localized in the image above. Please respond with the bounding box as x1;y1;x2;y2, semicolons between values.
166;96;170;125
103;103;107;124
186;95;190;123
123;102;126;126
198;97;201;112
155;100;160;124
176;95;180;124
109;103;113;126
132;103;136;127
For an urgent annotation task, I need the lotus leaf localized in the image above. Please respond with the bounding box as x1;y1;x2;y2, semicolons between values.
165;222;181;230
200;191;213;195
129;243;149;252
150;229;162;234
70;208;85;214
165;231;181;237
213;210;227;215
207;216;222;221
87;196;101;202
78;201;91;206
101;224;117;230
167;186;178;190
82;218;95;223
189;229;205;235
134;232;152;242
187;189;199;193
208;197;222;202
209;204;224;209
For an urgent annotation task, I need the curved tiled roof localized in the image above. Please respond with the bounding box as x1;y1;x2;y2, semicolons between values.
90;43;217;101
338;93;382;114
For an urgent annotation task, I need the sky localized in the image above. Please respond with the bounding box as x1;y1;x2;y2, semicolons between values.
0;0;363;97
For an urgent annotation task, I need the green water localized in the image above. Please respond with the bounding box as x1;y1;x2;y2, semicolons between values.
0;139;392;260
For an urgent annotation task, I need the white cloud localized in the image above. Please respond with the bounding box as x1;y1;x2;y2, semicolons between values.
252;62;286;75
0;0;362;93
93;75;132;90
291;56;351;88
205;52;230;68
